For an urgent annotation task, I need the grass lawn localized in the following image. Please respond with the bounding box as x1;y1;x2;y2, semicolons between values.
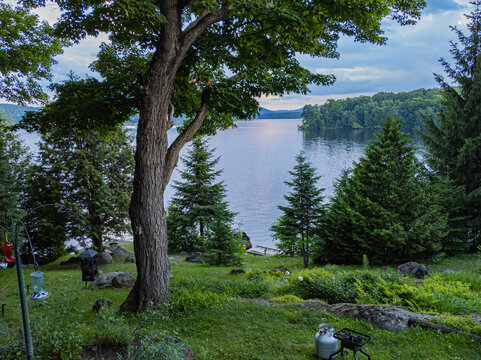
0;248;480;359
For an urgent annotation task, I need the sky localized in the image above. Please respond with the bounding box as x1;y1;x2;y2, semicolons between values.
8;0;474;110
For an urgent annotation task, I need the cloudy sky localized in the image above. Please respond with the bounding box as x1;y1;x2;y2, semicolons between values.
16;0;474;110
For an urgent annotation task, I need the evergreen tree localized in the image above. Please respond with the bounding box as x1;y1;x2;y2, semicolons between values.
423;1;481;251
271;153;325;268
320;117;447;265
167;137;237;261
22;127;134;258
204;220;242;266
0;119;30;225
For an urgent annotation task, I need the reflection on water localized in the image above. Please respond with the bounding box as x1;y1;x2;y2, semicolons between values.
19;120;390;248
165;119;380;248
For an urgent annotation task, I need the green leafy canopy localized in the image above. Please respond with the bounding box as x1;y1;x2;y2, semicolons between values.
22;0;426;132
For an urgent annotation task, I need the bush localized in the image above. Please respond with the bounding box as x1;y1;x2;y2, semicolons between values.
437;271;481;292
271;294;305;303
34;322;84;360
121;336;186;360
169;286;230;313
430;314;481;336
94;307;132;349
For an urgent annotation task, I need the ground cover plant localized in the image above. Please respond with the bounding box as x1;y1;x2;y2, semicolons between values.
0;248;480;359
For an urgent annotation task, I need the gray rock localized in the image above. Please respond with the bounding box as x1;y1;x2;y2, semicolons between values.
97;252;114;265
89;271;132;289
324;303;428;331
398;262;431;279
186;252;205;263
111;272;135;288
125;255;136;263
234;231;253;250
230;268;246;275
108;245;134;257
440;269;456;274
92;297;112;312
179;251;188;257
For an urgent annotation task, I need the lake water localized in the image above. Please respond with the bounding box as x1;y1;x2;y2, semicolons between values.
165;119;380;248
19;119;380;248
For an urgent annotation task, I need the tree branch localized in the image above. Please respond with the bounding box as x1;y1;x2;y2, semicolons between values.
163;88;212;189
181;3;233;54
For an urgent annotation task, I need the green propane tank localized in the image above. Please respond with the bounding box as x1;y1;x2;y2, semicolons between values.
315;323;338;359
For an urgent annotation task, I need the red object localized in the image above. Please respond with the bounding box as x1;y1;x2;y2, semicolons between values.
2;242;15;263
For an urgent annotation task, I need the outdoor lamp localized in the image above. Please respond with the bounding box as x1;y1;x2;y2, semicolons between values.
28;271;50;300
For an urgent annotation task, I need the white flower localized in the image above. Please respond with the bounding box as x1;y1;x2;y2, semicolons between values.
285;271;290;275
298;276;303;281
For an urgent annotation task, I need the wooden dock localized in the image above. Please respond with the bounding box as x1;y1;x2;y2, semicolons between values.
246;246;280;256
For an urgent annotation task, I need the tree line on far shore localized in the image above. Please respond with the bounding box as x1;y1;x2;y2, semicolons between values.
300;88;442;131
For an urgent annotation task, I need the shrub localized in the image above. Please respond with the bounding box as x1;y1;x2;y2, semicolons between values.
34;322;84;360
169;287;230;313
271;294;305;303
430;314;481;336
120;336;186;360
437;271;481;292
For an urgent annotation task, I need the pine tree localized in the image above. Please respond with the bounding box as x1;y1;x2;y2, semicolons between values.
423;1;481;251
23;126;134;258
271;153;325;268
0;119;30;226
321;117;447;265
204;220;242;266
167;137;237;261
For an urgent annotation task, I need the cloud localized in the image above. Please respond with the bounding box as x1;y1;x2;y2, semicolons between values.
315;66;408;82
424;0;464;14
52;34;109;81
258;92;376;110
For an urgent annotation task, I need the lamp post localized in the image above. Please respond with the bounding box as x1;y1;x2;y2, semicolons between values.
1;204;86;360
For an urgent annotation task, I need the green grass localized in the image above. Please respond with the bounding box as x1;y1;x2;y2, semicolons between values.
0;253;480;359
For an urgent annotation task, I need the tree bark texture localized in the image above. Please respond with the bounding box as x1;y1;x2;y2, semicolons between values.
120;1;231;312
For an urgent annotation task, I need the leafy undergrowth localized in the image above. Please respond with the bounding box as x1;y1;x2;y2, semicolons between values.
0;252;480;359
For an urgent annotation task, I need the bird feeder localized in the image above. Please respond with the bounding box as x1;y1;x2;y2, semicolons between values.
2;237;16;264
28;271;50;300
78;249;98;285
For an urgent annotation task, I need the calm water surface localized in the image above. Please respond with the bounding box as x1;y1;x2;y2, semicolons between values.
20;119;379;248
166;119;377;248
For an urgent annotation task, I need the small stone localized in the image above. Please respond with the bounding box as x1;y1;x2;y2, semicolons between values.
112;273;135;288
92;298;112;312
230;268;246;275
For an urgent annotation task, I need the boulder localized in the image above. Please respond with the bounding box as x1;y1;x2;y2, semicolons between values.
186;252;205;263
124;255;136;263
398;262;431;279
89;271;134;289
322;303;428;332
234;231;252;250
92;297;112;312
230;268;246;275
111;272;135;288
97;252;114;265
60;256;82;267
108;245;134;257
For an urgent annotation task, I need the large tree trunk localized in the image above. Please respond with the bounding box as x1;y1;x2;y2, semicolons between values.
120;55;175;312
120;0;231;313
